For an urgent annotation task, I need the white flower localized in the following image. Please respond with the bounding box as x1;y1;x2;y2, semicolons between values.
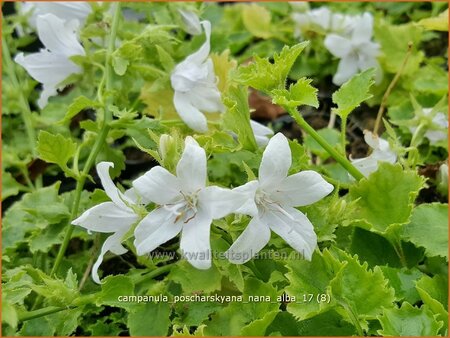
324;12;380;85
292;7;354;37
250;120;274;147
351;130;397;178
132;137;245;269
178;9;202;35
409;108;448;143
20;2;92;28
226;133;334;264
170;20;225;133
72;162;142;284
14;13;85;108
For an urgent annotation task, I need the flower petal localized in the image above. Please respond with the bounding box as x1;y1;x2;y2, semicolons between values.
350;156;379;178
251;120;273;147
184;20;211;65
132;166;182;205
225;217;271;264
37;2;92;26
180;211;212;269
179;9;202;35
134;208;182;255
36;14;85;56
72;202;137;233
351;13;373;44
198;186;249;219
272;171;334;207
324;34;352;58
176;136;207;192
173;91;208;133
96;162;133;209
264;207;317;260
332;54;359;86
259;133;291;189
92;230;128;284
233;181;259;217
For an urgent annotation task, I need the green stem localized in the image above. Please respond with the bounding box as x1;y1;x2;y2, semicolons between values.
2;39;37;157
342;302;364;336
50;3;121;277
133;264;173;284
409;122;426;148
340;117;347;154
288;108;364;181
19;306;74;322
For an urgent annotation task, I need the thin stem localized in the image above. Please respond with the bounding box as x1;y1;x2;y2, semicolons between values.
340;117;347;154
19;306;74;322
50;3;122;277
2;39;37;157
341;302;364;336
373;42;413;135
288;108;364;181
133;264;173;284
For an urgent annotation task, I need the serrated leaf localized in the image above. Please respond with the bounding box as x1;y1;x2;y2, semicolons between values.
37;131;77;173
127;302;171;336
272;77;319;109
169;260;222;294
96;275;135;308
285;250;342;320
378;303;443;336
60;96;100;124
240;310;279;335
156;45;175;72
380;266;423;304
348;163;425;236
418;9;448;31
297;310;357;336
331;68;375;119
211;50;237;93
403;203;448;259
242;4;272;39
2;302;18;329
329;250;395;324
416;274;448;331
222;85;258;151
235;42;308;93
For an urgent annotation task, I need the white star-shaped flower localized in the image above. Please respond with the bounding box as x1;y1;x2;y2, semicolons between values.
14;13;85;108
170;20;225;133
72;162;144;284
226;133;334;264
292;7;354;37
409;108;448;144
324;12;380;85
132;137;246;269
350;130;397;178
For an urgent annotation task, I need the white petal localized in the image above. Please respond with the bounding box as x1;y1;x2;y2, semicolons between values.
351;156;379;178
134;208;182;255
250;120;273;147
324;34;352;58
36;14;85;56
36;2;92;26
132;166;182;205
363;130;380;150
180;211;212;269
179;9;202;35
264;207;317;260
332;54;359;86
92;230;128;284
173;91;208;132
189;84;225;114
176;137;207;193
96;162;133;209
352;13;373;44
72;202;137;233
198;186;249;219
271;171;334;207
425;130;447;143
233;181;259;217
432;112;448;128
259;133;291;190
184;20;211;65
38;83;58;109
226;217;271;264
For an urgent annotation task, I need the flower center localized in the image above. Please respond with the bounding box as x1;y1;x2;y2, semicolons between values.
164;190;200;224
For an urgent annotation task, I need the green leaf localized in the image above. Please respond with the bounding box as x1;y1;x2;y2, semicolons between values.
403;203;448;259
416;274;448;331
285;250;341;320
37;131;77;175
112;55;129;76
348;163;425;236
380;266;423;304
240;310;279;335
235;42;309;93
297;310;357;336
418;9;449;31
2;171;27;201
272;77;319;109
60;96;100;124
156;45;175;72
96;275;135;308
378;303;443;336
329;250;395;323
169;260;222;294
331;68;375;119
242;4;272;39
127;302;171;336
222;85;258;151
2;302;18;329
